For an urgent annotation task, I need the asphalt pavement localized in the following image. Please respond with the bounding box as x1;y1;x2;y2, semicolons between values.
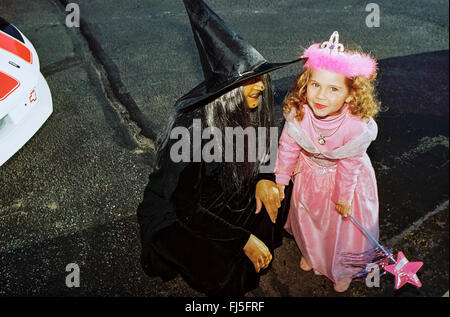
0;0;448;298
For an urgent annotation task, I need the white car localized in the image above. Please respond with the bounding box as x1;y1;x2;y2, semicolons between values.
0;17;53;166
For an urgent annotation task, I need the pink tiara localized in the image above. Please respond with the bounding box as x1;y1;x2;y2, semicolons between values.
303;31;377;79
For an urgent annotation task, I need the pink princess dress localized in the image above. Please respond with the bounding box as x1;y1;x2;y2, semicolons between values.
275;104;379;283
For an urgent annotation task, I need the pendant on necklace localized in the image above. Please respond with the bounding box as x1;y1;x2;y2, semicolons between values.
318;136;326;145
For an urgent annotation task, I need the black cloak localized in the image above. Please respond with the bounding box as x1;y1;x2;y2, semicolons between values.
137;112;291;296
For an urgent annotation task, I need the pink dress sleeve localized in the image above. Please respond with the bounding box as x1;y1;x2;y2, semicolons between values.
274;126;301;185
330;117;378;206
330;153;364;206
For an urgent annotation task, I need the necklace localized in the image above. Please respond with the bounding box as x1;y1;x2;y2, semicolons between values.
309;113;346;145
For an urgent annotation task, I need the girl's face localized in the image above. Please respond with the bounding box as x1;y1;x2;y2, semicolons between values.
306;69;352;117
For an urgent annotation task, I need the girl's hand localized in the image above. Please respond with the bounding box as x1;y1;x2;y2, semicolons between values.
243;234;273;273
335;203;351;218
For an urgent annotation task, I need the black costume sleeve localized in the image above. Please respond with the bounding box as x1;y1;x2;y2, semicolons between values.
138;144;252;253
172;162;252;251
136;144;189;245
256;172;275;183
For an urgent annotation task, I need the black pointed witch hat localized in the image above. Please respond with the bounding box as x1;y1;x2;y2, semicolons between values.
175;0;304;113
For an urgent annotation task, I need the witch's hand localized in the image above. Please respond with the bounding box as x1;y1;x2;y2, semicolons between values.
276;184;285;200
255;180;283;223
243;234;272;273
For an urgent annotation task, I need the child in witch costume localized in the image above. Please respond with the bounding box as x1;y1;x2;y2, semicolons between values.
137;0;303;296
274;31;381;292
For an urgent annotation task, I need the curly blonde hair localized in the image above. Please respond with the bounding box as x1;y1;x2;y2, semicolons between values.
283;67;380;122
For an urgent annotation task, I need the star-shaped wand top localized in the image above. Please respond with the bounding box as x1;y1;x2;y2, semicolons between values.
384;251;423;290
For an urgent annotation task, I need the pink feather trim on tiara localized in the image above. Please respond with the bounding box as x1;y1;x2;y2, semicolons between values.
303;32;377;79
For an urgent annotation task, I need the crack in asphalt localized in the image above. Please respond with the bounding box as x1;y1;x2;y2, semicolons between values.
41;56;83;77
387;200;449;247
45;0;150;151
53;0;157;144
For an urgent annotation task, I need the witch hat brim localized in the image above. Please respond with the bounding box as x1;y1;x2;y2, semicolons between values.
175;59;303;113
175;0;304;113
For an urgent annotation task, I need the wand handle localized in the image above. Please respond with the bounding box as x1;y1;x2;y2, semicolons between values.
348;213;396;263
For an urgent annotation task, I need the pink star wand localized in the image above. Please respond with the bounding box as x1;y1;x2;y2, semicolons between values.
344;213;423;290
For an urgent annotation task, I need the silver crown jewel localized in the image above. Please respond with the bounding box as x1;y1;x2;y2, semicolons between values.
320;31;344;54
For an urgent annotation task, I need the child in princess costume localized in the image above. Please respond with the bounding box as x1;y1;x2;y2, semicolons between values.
274;31;381;292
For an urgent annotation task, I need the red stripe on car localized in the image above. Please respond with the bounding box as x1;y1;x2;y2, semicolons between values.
0;71;20;101
0;31;32;64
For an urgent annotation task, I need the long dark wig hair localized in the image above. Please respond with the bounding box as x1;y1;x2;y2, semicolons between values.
155;73;274;193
